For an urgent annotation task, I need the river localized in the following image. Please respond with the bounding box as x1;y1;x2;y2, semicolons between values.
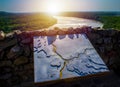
49;16;103;29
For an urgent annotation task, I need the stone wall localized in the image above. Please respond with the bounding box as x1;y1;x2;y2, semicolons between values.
87;29;120;72
0;27;120;87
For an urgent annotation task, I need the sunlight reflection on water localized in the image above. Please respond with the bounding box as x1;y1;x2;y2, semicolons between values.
50;16;103;29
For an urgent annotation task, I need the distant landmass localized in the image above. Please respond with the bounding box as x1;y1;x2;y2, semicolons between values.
1;11;120;20
57;11;120;20
1;11;120;33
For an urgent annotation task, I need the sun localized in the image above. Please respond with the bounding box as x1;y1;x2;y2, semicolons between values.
47;4;60;15
45;1;62;15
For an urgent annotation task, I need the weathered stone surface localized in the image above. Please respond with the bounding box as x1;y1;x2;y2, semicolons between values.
67;27;75;34
21;38;32;44
7;75;21;86
0;31;5;40
88;33;101;40
14;56;28;66
40;30;46;36
24;63;33;70
74;28;81;34
0;66;13;80
7;45;23;59
0;51;4;59
0;79;10;87
30;43;33;52
0;61;12;67
46;30;58;36
0;73;12;79
58;29;67;35
108;30;117;36
103;38;111;44
23;45;31;57
108;57;115;66
16;69;33;82
0;38;17;50
96;38;103;44
13;30;22;35
6;32;14;39
105;45;113;51
21;82;34;87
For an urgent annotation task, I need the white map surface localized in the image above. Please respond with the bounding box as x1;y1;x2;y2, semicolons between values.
34;34;109;83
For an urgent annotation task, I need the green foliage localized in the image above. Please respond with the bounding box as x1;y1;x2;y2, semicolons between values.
100;16;120;30
0;13;57;33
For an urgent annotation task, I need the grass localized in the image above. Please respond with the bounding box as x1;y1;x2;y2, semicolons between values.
99;16;120;30
0;12;57;33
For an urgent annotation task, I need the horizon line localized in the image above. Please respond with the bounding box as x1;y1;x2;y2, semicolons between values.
0;10;120;14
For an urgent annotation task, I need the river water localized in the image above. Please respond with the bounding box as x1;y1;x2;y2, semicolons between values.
49;16;103;29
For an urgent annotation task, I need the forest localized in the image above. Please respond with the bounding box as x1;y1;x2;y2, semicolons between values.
99;16;120;29
0;12;57;33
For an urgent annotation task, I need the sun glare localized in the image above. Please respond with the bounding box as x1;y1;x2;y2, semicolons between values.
45;1;62;15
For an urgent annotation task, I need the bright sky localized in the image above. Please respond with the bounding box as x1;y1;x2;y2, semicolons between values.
0;0;120;13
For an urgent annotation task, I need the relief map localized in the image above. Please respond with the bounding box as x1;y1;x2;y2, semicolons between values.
34;34;109;83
